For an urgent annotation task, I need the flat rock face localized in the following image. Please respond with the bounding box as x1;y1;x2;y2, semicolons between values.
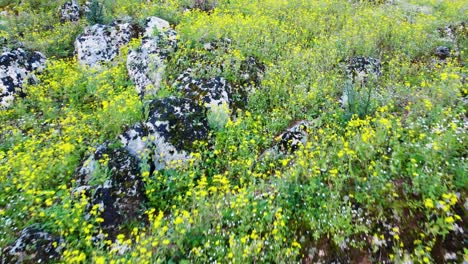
1;227;64;263
127;17;177;97
60;0;80;23
120;97;209;170
76;145;146;238
0;48;46;108
75;22;139;66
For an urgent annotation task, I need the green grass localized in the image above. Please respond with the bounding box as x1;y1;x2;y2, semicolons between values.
0;0;466;263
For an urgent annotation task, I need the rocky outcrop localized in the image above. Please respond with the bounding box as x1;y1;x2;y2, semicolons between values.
75;22;139;66
75;145;146;238
120;97;210;170
60;0;81;23
1;227;64;263
127;17;177;97
174;69;231;111
0;49;46;108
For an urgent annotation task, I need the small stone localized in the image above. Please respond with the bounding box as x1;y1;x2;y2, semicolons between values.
60;0;81;23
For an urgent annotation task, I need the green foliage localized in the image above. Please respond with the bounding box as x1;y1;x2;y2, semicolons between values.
0;0;467;263
86;0;105;24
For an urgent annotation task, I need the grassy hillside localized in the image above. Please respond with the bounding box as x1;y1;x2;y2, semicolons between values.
0;0;466;263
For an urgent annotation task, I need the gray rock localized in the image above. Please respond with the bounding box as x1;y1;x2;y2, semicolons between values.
75;144;146;239
174;68;231;111
1;227;64;264
276;121;311;153
120;97;210;170
342;56;382;107
75;22;139;66
0;49;46;108
345;56;382;84
258;121;313;164
60;0;80;23
127;17;177;97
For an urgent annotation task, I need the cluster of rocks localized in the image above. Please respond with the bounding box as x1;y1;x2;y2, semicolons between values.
2;12;265;258
0;48;46;108
70;17;226;244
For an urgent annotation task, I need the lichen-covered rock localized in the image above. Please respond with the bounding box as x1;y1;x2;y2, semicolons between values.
0;49;46;108
174;69;231;110
127;17;177;97
345;56;382;84
75;22;139;66
120;97;209;170
1;227;64;263
60;0;80;23
438;22;466;62
75;145;146;238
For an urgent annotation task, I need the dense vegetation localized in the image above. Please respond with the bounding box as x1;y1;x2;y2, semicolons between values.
0;0;466;263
